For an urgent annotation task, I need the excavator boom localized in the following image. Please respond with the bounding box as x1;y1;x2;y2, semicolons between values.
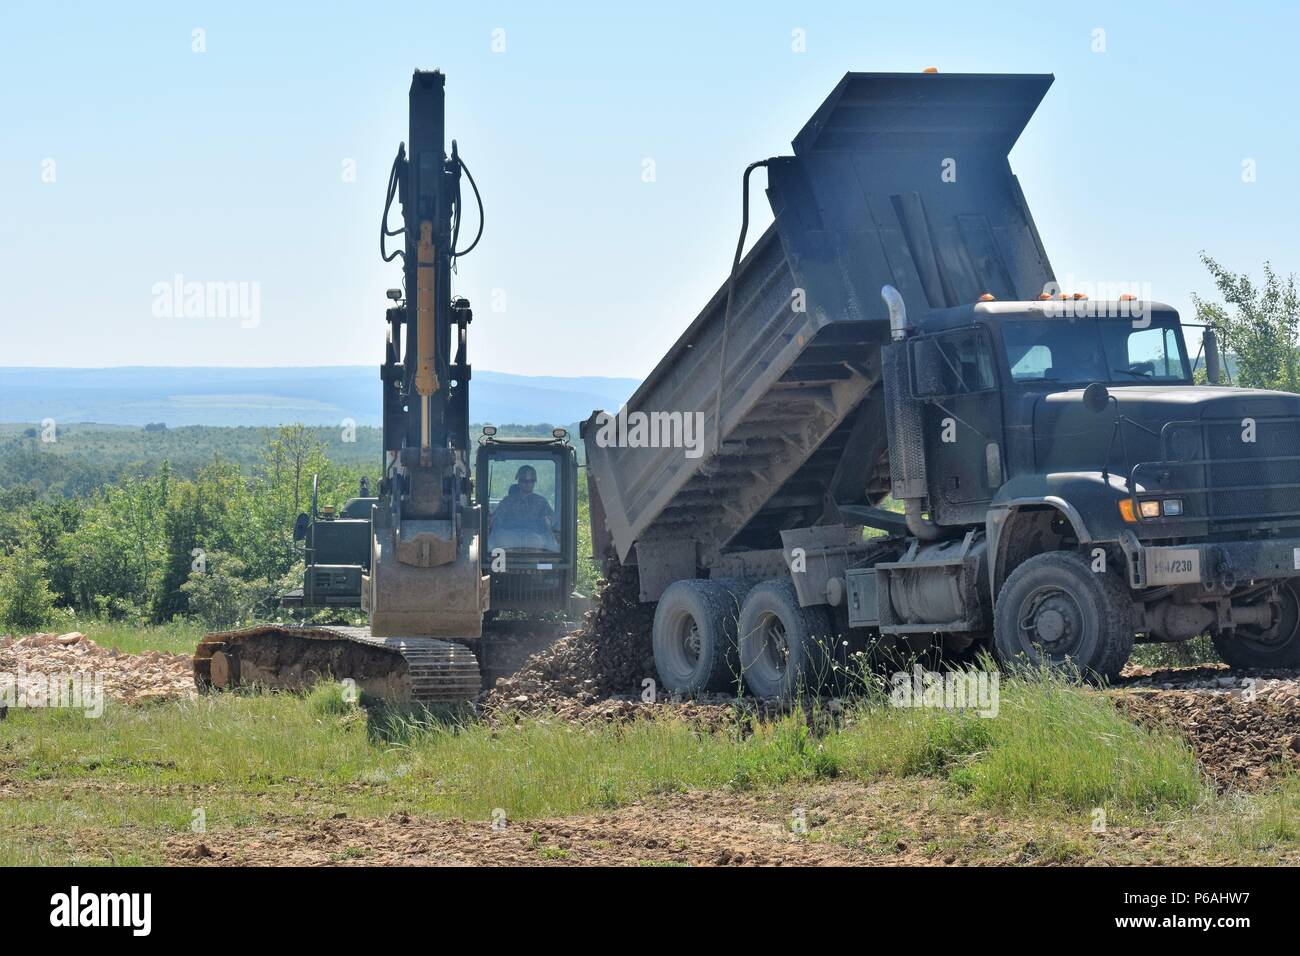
195;70;492;706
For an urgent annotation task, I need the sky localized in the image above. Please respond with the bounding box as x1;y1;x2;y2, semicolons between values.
2;0;1298;379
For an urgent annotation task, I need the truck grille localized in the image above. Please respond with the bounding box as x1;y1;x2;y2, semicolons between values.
1131;417;1300;528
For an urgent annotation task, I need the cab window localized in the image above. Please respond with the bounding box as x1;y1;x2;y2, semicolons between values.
485;457;560;553
913;328;997;396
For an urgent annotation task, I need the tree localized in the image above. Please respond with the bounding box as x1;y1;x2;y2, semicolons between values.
1193;254;1300;391
0;541;56;631
180;551;270;629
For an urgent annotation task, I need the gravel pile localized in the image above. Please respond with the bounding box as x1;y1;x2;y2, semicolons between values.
0;632;195;711
483;560;657;711
1116;676;1300;789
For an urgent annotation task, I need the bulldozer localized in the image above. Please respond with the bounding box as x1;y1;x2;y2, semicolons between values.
194;70;578;705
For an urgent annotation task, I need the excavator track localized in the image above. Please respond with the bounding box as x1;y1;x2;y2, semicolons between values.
194;625;483;706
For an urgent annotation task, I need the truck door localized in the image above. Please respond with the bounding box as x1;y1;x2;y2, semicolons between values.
910;325;1005;518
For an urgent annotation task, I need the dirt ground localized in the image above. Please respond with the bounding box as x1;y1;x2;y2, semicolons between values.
161;776;1269;868
5;589;1299;866
1113;664;1300;789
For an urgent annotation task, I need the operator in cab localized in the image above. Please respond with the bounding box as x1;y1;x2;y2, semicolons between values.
488;465;558;551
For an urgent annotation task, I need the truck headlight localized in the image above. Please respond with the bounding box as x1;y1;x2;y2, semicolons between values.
1162;498;1183;516
1138;500;1161;518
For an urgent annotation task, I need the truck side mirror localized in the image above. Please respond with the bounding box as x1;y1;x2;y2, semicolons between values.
1083;382;1110;413
293;512;310;542
1203;328;1223;384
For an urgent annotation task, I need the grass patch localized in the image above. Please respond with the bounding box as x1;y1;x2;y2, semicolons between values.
828;670;1205;813
307;680;360;718
0;689;838;856
727;712;840;789
65;618;206;656
2;670;1287;867
829;705;996;778
1128;634;1220;669
1202;774;1300;856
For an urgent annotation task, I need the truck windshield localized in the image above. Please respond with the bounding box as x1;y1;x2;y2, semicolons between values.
1002;317;1190;385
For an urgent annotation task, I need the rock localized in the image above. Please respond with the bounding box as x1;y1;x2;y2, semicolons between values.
1118;685;1300;789
0;631;194;705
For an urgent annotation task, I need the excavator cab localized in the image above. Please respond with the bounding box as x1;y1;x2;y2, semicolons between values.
476;428;580;616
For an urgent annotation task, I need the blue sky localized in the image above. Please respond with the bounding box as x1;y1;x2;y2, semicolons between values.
2;0;1297;378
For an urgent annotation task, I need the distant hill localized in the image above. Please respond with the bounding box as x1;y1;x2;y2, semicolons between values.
0;367;638;428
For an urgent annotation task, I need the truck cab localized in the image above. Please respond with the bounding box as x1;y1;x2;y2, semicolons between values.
475;428;581;616
879;294;1300;675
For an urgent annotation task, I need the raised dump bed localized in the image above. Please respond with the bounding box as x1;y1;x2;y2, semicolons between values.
584;72;1056;600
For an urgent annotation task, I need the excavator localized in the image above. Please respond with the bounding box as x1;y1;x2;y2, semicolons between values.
194;70;579;705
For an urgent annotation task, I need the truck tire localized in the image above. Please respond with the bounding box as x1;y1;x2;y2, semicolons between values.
1212;579;1300;669
652;579;743;695
993;551;1134;682
737;579;836;699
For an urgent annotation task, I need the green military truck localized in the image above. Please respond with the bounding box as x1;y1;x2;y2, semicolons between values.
582;71;1300;699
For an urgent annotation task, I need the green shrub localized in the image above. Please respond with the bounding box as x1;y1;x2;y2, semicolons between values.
0;542;55;631
180;551;269;629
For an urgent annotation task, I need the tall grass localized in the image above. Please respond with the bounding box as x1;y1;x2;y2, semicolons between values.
0;691;840;833
828;669;1206;813
63;618;206;656
0;670;1239;867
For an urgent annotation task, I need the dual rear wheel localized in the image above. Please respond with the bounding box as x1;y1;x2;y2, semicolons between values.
652;577;835;698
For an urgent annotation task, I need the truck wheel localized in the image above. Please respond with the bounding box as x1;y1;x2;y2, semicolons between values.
652;579;743;695
1212;579;1300;669
993;551;1133;682
737;579;836;699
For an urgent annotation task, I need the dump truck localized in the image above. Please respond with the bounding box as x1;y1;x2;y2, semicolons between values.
195;70;577;704
583;71;1300;698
